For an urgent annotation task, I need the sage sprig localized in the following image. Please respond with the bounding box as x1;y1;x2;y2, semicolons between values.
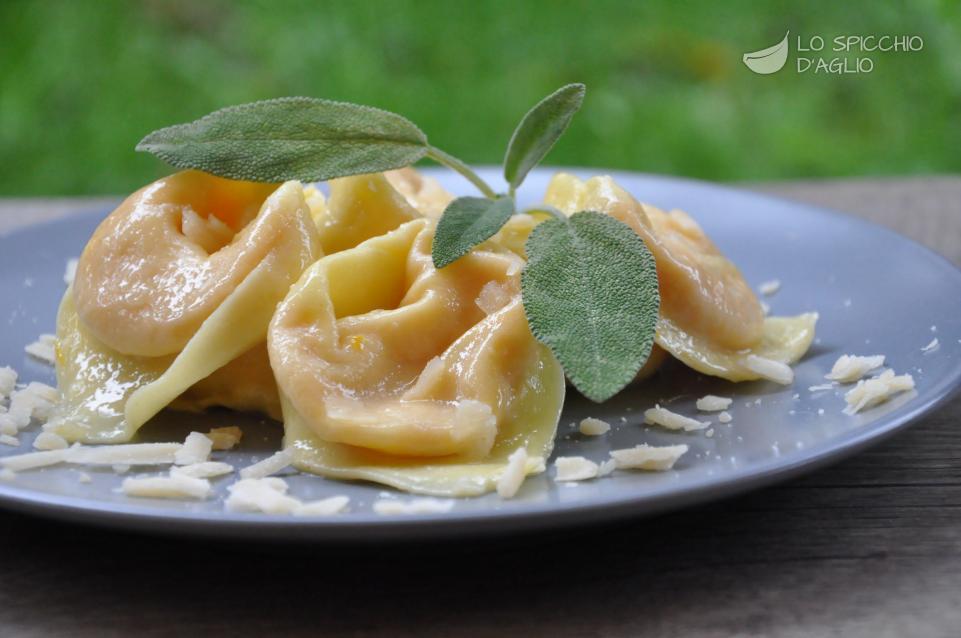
522;212;659;402
431;197;515;268
137;97;429;183
503;83;585;195
136;84;661;402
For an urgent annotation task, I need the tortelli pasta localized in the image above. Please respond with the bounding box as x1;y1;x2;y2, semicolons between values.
48;167;815;494
51;171;441;443
543;174;816;381
269;218;565;496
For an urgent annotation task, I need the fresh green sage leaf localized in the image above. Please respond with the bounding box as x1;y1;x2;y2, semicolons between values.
521;211;659;402
503;83;585;191
432;196;515;268
136;97;429;183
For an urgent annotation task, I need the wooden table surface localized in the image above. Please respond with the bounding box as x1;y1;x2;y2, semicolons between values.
1;178;959;638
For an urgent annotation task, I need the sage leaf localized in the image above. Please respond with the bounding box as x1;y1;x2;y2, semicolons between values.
432;196;515;268
521;211;659;402
503;83;585;191
136;97;429;183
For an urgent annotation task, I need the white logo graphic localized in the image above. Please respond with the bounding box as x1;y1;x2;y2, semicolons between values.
743;31;790;74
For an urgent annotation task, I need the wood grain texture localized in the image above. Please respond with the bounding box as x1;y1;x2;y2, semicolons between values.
0;178;958;638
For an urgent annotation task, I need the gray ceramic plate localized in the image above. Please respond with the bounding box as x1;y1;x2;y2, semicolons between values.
1;168;959;541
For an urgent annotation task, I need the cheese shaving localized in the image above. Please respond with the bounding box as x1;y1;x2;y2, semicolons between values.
553;456;599;482
8;382;59;427
0;449;68;471
808;383;835;392
294;495;350;517
239;448;294;479
758;279;781;296
695;395;732;412
32;431;68;451
597;459;617;477
0;434;19;446
843;369;915;415
643;404;710;431
24;334;57;365
225;477;302;514
372;498;455;516
0;366;18;399
742;354;794;385
174;431;213;465
825;354;885;383
922;338;939;353
718;411;732;424
610;444;689;471
121;474;212;500
68;443;182;466
578;417;611;436
496;447;529;499
64;258;78;286
475;281;513;315
171;461;234;479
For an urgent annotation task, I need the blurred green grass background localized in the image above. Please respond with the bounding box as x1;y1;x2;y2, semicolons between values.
1;0;960;195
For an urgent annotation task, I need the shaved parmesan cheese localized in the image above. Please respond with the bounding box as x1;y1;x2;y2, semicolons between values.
0;468;14;481
0;418;16;436
922;338;939;353
67;442;181;466
225;478;301;514
32;431;68;451
644;404;710;431
180;206;234;253
759;279;781;296
808;383;835;392
24;334;57;365
496;447;529;499
475;281;513;315
64;258;78;286
239;449;294;479
742;354;794;385
207;426;243;451
0;434;19;446
8;382;59;427
171;461;234;479
121;474;212;500
825;354;885;383
224;477;349;516
0;449;68;471
0;367;17;398
372;498;455;516
843;369;915;415
610;444;689;471
597;459;617;477
174;432;213;465
578;417;611;436
112;464;130;474
696;395;732;412
718;411;732;424
554;456;599;482
76;472;92;484
294;495;350;517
